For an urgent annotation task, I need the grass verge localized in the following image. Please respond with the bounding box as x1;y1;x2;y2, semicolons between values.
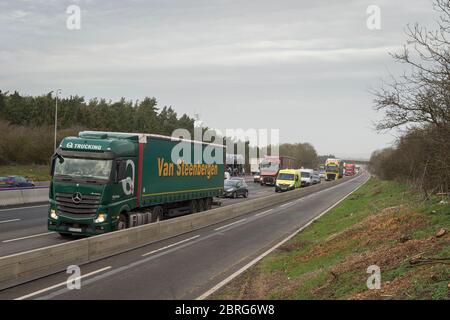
212;177;450;300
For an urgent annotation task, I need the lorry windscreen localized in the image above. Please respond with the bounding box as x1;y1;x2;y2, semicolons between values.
55;158;113;180
325;166;338;173
278;173;294;180
260;161;279;172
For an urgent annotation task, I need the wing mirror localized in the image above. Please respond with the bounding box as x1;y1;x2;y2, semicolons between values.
50;153;64;176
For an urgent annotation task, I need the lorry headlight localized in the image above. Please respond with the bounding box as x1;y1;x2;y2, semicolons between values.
94;213;107;223
50;209;58;220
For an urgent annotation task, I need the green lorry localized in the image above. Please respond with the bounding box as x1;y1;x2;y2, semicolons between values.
48;131;225;236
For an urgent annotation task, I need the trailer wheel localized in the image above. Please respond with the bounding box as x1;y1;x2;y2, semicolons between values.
206;197;212;210
151;206;163;222
190;200;199;214
117;213;128;230
197;198;205;212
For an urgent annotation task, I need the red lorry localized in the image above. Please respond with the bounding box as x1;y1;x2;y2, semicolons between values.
259;156;296;186
344;163;356;176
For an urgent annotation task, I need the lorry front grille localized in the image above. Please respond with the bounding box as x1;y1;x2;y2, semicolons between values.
56;192;100;216
263;177;275;184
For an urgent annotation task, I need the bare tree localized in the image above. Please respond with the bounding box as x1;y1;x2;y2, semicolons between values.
373;0;450;132
372;0;450;195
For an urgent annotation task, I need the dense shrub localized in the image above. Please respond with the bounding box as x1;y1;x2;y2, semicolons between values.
0;120;82;165
369;126;450;195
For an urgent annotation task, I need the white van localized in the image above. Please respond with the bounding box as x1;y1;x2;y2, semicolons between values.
300;169;314;187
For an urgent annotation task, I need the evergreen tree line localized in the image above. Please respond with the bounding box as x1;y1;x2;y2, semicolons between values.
0;91;195;134
0;91;195;165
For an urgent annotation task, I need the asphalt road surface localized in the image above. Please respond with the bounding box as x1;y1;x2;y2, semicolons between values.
0;180;273;257
0;171;369;300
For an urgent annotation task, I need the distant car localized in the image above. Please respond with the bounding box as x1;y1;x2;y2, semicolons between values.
312;171;321;184
319;170;325;179
223;179;249;198
0;176;35;189
253;171;260;183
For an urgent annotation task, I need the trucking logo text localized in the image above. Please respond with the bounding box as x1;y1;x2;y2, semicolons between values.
66;142;102;151
157;158;219;180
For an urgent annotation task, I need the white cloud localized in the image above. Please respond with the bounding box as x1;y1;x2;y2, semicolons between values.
0;0;438;158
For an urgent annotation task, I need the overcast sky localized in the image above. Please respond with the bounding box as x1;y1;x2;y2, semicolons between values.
0;0;439;159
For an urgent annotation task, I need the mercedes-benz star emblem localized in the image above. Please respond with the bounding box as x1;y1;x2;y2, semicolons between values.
72;192;82;204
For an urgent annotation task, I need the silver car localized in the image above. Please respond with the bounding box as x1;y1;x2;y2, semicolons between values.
312;171;321;184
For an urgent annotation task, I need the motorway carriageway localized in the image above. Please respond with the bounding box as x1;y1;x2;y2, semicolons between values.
0;171;369;300
0;179;273;257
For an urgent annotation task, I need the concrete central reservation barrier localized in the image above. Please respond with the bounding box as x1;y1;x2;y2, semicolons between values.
0;187;49;207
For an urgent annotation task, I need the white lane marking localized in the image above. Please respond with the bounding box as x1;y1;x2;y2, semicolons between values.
2;231;55;243
14;266;112;300
142;235;201;257
0;204;47;213
254;209;273;217
280;201;293;208
0;218;20;224
214;219;247;231
196;174;371;300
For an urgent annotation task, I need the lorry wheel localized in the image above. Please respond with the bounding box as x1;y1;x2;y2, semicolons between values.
117;213;128;230
198;199;206;212
151;206;163;222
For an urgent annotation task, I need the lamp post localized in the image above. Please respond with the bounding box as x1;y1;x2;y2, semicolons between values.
54;89;61;152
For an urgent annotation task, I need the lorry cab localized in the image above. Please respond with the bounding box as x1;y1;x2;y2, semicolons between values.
275;169;300;192
48;132;139;236
344;164;355;176
325;158;343;181
300;169;314;187
259;156;296;186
